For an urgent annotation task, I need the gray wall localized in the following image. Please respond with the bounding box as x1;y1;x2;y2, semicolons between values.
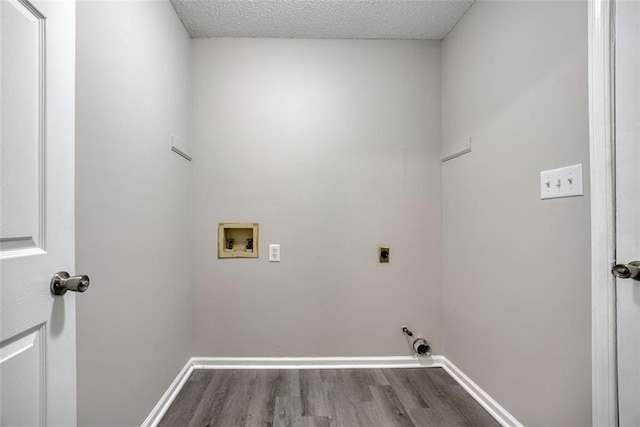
75;1;192;425
441;1;591;425
191;38;443;357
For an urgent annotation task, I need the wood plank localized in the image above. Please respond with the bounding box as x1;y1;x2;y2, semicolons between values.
382;369;430;411
245;370;301;426
299;416;331;427
325;380;360;426
187;370;235;427
274;396;331;427
336;369;374;402
210;370;257;427
404;368;470;423
158;370;211;427
245;370;277;427
159;367;500;427
347;368;390;386
274;396;302;427
276;369;302;397
424;367;458;386
300;370;332;417
319;369;340;383
405;369;498;426
436;384;500;426
354;400;392;426
369;385;415;427
407;407;452;427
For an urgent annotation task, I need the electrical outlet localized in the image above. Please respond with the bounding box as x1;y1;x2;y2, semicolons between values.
269;244;280;262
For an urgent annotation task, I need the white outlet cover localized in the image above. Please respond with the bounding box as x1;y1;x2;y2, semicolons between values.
269;244;280;262
540;164;583;199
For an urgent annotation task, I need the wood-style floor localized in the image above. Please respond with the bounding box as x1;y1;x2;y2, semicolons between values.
159;368;500;427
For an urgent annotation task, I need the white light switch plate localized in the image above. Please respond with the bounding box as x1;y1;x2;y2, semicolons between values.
540;164;583;199
269;244;280;262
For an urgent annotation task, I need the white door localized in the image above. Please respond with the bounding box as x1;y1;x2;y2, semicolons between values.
615;0;640;425
0;0;77;425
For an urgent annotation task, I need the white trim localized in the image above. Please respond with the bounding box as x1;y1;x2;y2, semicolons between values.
170;134;192;161
442;138;472;162
143;356;521;427
0;247;46;260
588;0;619;426
141;359;194;427
440;358;523;427
190;355;441;370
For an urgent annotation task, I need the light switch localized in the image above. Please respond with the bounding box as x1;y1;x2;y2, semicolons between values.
540;164;583;199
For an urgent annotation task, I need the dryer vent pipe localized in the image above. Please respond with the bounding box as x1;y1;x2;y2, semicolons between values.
401;326;431;357
412;337;431;356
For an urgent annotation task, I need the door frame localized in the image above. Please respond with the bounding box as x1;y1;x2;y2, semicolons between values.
589;0;618;425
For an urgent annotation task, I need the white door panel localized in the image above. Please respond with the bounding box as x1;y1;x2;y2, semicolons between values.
615;1;640;425
0;0;42;253
0;0;77;425
0;327;45;426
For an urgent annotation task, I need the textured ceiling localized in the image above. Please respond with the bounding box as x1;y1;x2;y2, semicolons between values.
170;1;474;40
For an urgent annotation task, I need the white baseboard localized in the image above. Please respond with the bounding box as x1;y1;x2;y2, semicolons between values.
142;355;521;427
191;355;442;370
440;358;523;427
141;360;194;427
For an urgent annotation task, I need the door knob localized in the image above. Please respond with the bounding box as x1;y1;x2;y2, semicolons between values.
611;261;640;281
50;271;90;295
